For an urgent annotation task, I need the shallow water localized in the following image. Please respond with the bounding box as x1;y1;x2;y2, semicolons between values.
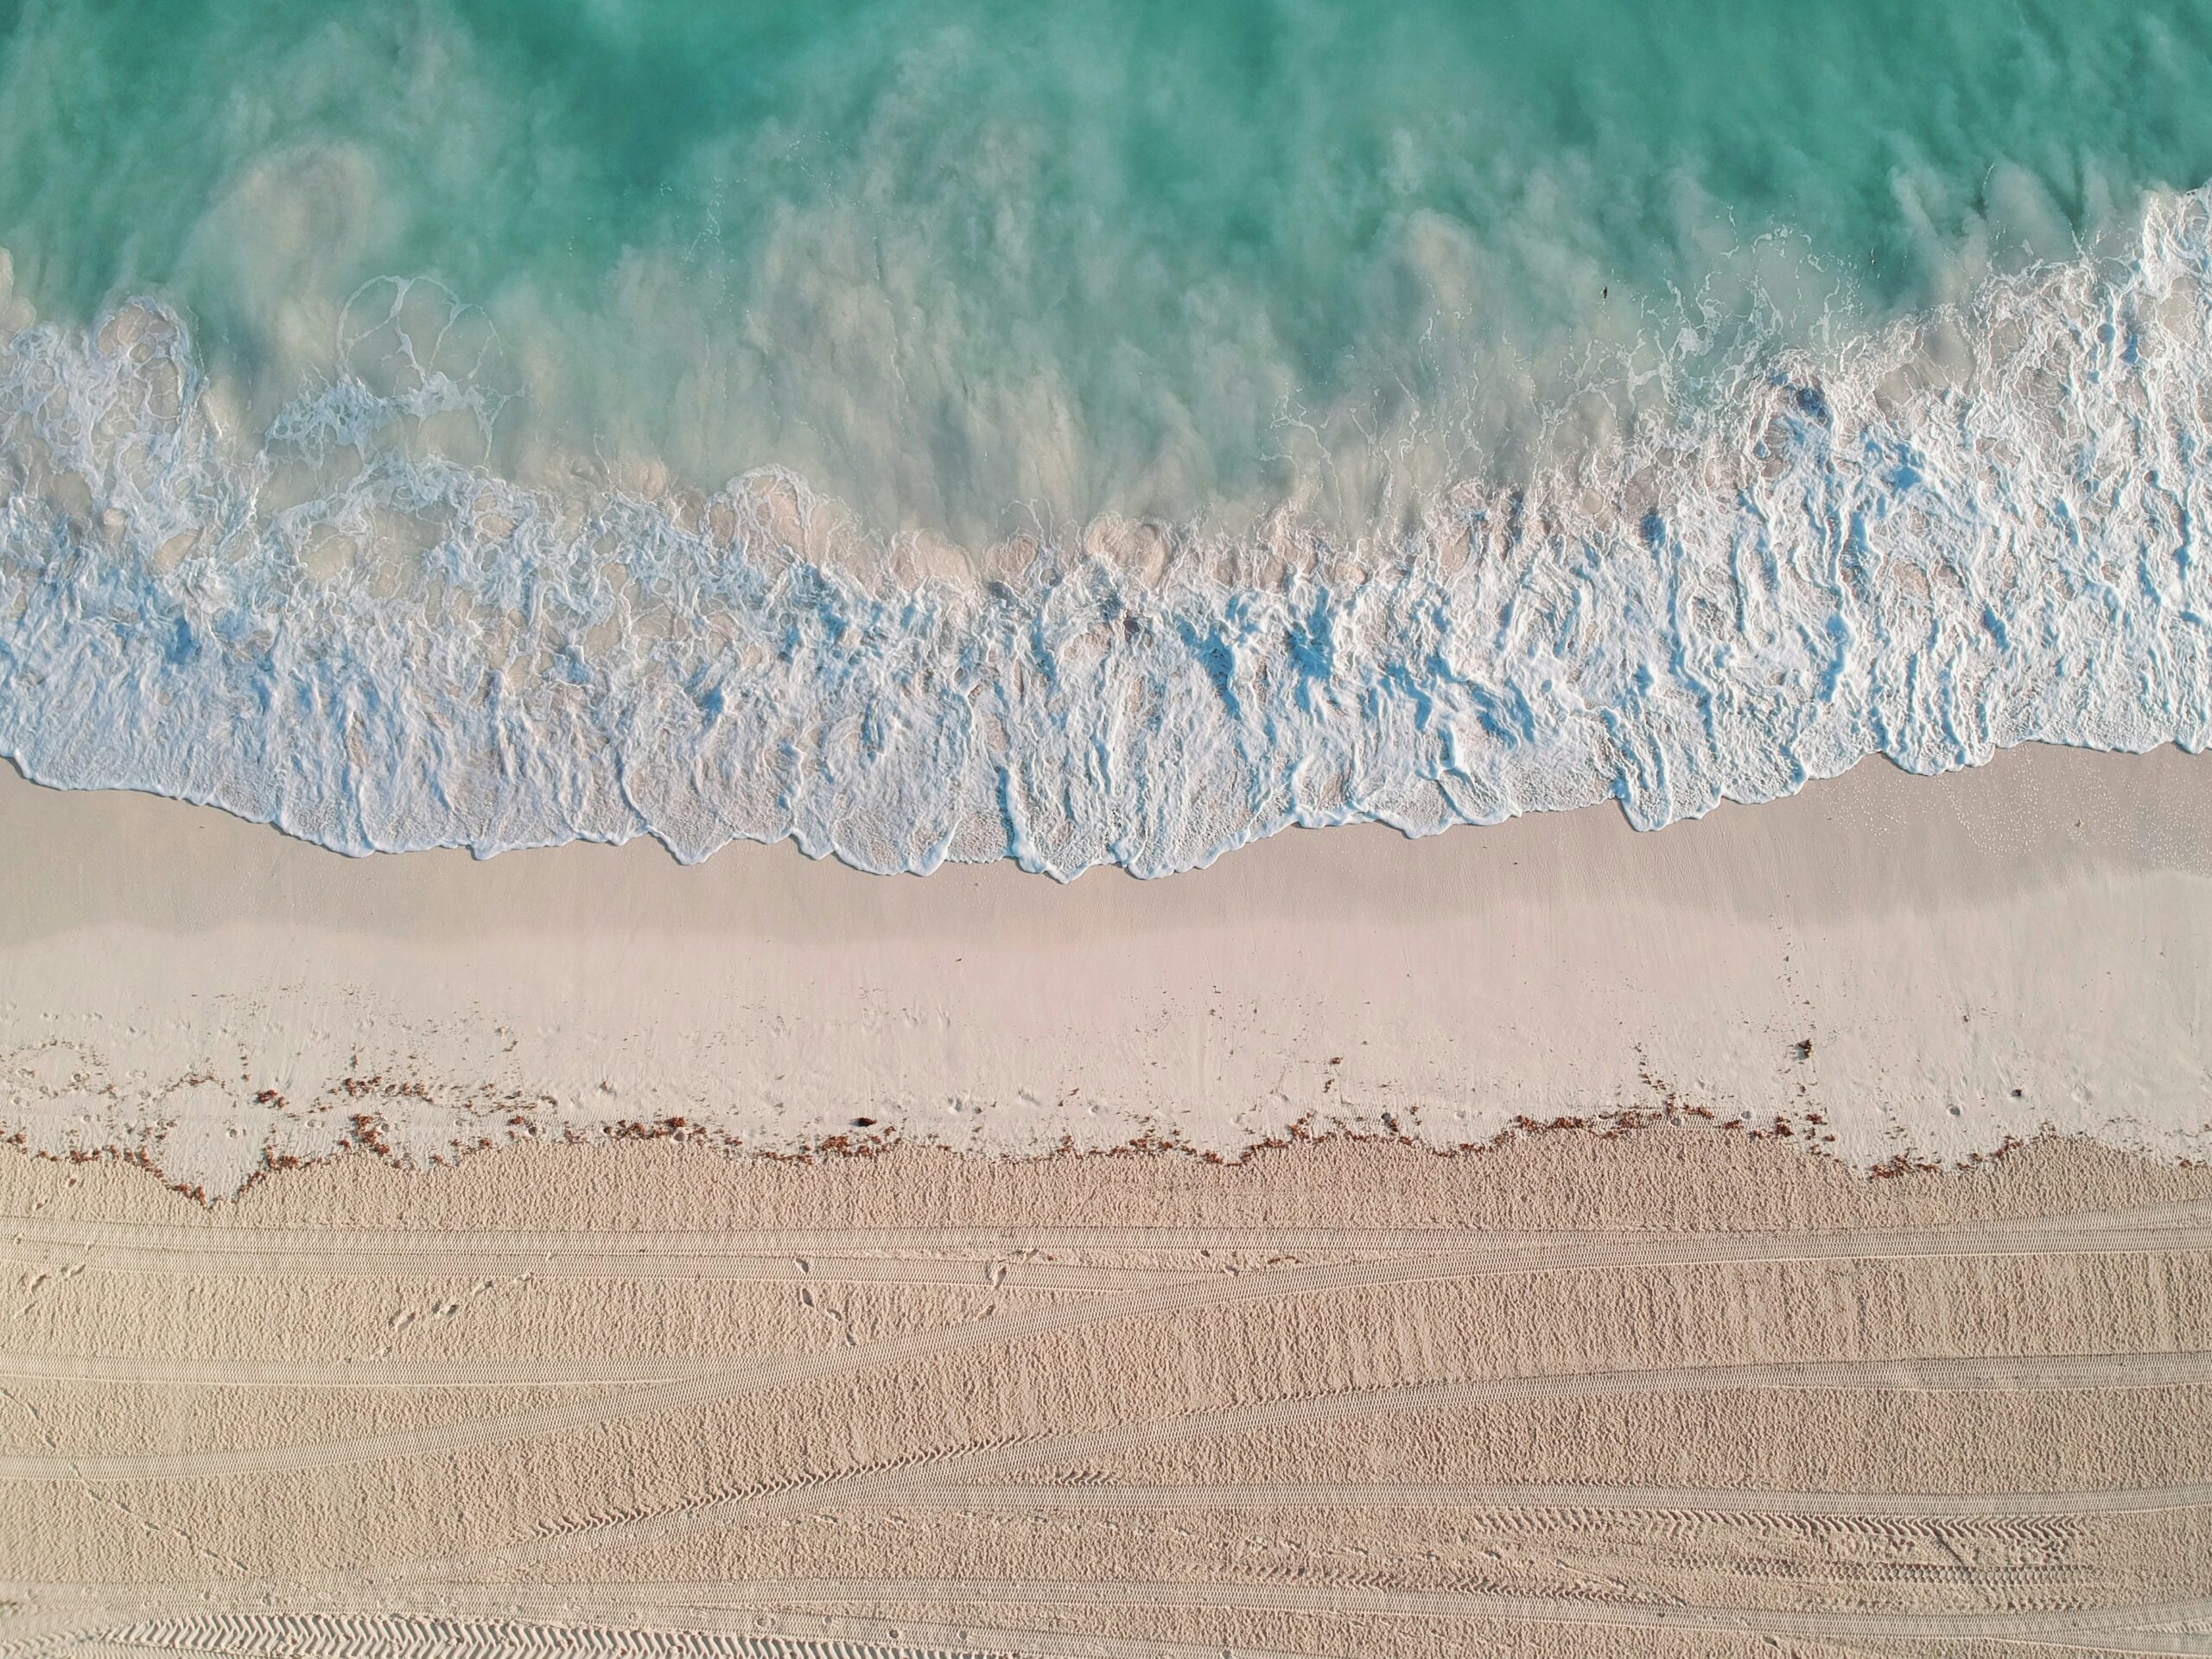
2;1;2211;873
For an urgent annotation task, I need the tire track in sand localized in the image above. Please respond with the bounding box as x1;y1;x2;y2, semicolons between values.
347;1350;2212;1589
31;1582;2212;1658
6;1200;2209;1277
5;1215;2209;1480
899;1477;2212;1517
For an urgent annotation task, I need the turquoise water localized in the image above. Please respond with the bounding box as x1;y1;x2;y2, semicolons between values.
6;0;2210;534
3;1;2212;872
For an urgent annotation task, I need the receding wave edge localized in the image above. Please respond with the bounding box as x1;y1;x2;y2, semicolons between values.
4;194;2212;877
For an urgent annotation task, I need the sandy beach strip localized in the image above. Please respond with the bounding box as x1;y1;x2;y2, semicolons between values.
2;1132;2209;1659
1;742;2209;1184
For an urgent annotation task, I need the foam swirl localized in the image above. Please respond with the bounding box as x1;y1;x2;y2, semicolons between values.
3;195;2211;878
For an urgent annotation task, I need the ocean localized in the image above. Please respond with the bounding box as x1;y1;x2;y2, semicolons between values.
3;0;2212;875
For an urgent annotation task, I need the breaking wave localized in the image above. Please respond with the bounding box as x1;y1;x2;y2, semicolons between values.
3;192;2212;878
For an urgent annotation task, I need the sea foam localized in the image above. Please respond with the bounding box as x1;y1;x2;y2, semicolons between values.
3;194;2211;879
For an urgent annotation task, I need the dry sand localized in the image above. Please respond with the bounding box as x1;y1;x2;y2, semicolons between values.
2;744;2210;1187
1;1132;2209;1658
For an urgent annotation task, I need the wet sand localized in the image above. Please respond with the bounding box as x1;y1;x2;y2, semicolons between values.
2;744;2210;1187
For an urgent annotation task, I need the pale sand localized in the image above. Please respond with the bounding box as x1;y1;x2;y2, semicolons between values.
2;747;2211;1655
1;1132;2209;1659
2;743;2210;1189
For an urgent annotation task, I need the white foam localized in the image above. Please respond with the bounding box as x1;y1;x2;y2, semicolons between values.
3;193;2211;879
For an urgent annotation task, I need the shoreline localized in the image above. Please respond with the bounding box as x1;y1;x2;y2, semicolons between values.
9;191;2212;881
2;741;2209;1192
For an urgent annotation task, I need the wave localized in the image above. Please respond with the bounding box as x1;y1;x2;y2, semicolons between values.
3;192;2211;879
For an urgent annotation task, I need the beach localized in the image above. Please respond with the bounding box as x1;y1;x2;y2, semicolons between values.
7;2;2212;1650
3;738;2210;1655
3;1125;2209;1658
3;742;2207;1190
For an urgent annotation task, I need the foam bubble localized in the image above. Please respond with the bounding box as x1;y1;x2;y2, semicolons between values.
3;191;2211;877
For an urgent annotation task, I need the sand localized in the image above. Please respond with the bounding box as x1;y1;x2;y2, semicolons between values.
2;747;2211;1655
2;744;2210;1189
2;1131;2210;1659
